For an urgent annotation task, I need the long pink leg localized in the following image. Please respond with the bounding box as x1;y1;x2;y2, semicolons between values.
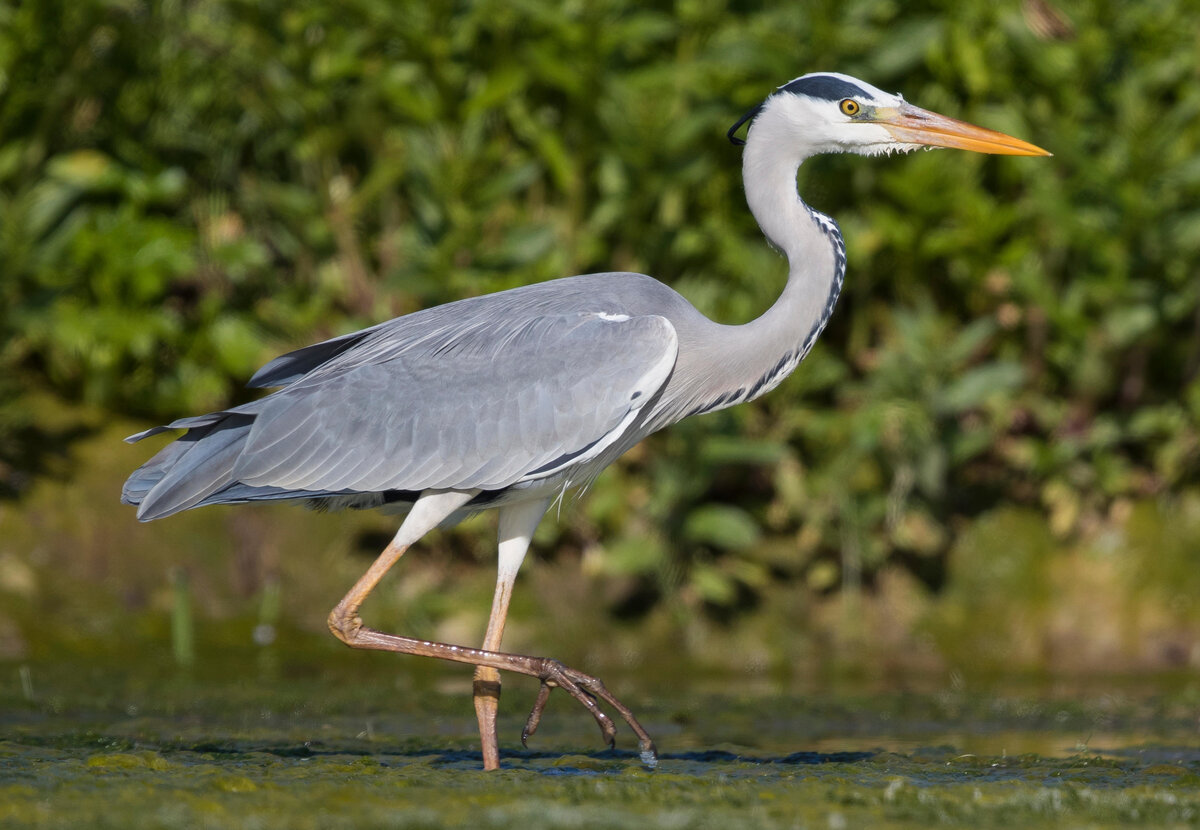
327;490;658;770
472;497;550;769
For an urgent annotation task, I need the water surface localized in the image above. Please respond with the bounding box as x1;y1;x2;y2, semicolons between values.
2;656;1197;828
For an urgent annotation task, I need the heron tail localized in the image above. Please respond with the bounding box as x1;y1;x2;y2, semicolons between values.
122;415;255;521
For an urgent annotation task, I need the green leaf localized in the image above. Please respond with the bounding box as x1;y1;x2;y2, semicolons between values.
682;505;762;551
937;362;1025;413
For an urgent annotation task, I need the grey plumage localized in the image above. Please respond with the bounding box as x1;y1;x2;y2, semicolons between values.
125;272;701;520
124;217;844;520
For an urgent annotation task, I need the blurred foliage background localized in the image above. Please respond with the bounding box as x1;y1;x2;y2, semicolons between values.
1;0;1199;684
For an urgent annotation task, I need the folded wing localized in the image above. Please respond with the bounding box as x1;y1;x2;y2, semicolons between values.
125;311;678;520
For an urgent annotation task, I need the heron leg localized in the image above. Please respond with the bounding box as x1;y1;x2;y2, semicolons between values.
473;498;551;770
327;489;658;769
327;490;478;643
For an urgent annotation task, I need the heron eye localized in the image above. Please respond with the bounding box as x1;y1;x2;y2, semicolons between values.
840;99;861;117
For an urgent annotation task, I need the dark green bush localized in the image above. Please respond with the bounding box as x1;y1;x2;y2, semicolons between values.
2;0;1198;614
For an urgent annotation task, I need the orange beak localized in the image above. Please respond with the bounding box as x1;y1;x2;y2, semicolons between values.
876;102;1050;156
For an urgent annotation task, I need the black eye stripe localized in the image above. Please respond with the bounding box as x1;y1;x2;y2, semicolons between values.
779;75;872;102
728;75;877;145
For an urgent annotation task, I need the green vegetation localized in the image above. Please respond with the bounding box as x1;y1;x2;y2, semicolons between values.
2;0;1200;668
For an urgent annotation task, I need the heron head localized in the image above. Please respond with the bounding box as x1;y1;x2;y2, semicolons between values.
729;72;1049;159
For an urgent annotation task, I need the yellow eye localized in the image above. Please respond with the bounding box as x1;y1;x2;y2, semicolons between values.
840;99;860;116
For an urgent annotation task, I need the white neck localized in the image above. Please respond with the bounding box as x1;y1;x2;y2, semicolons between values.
741;109;824;261
664;103;846;420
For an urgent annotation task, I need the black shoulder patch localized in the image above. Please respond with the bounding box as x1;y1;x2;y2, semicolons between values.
779;75;870;102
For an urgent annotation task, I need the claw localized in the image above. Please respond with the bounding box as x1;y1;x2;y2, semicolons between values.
597;712;617;748
521;682;553;747
515;656;656;764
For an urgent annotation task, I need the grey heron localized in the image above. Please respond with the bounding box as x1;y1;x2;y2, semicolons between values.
123;72;1048;770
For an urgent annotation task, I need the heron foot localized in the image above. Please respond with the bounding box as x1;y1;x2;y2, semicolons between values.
520;658;658;768
325;595;657;767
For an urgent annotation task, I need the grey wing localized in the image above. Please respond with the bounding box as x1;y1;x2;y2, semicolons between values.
245;326;378;389
229;312;678;493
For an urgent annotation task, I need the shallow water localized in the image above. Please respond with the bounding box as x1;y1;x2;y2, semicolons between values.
2;656;1198;829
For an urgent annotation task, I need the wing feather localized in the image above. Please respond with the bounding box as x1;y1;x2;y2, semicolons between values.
229;312;677;493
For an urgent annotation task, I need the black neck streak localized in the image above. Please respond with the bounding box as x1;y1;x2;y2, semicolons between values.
686;213;846;419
